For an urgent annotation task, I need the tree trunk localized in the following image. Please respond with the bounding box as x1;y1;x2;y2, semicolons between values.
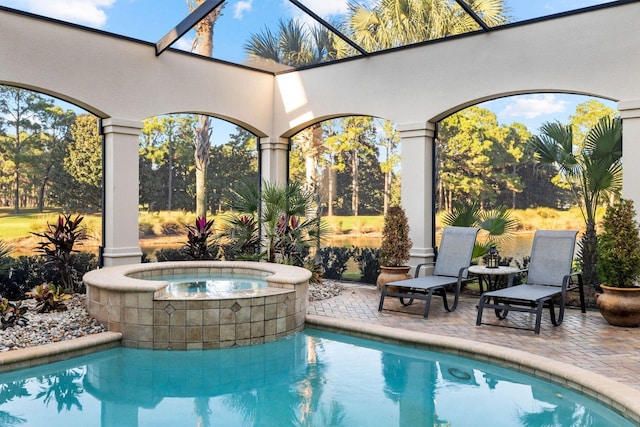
580;220;599;289
190;1;223;218
327;161;335;216
195;115;211;218
383;143;390;215
167;136;174;211
37;166;51;213
13;168;19;214
351;149;359;216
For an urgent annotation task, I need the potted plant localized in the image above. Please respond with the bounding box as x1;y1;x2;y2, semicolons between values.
596;198;640;327
377;206;412;290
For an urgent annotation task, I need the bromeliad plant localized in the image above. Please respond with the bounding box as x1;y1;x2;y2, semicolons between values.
32;214;86;293
183;216;215;260
26;283;72;313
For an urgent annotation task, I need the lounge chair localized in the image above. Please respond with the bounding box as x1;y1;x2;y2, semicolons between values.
378;226;480;318
476;230;586;334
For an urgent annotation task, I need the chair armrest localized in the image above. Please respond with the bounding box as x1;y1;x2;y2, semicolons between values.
415;262;436;278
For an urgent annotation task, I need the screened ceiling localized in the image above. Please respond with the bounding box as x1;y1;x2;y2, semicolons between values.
0;0;622;73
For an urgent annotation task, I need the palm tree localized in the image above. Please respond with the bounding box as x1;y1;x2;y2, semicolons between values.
226;180;327;265
530;116;622;288
187;0;225;217
244;19;349;197
441;201;517;259
347;0;507;50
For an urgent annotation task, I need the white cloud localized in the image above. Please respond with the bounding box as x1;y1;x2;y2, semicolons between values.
297;0;349;17
174;36;194;52
7;0;115;27
233;0;252;19
498;94;569;120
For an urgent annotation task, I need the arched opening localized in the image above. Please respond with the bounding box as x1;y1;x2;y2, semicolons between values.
434;92;618;289
137;113;259;258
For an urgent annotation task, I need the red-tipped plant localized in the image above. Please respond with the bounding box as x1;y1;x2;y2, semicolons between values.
183;216;215;260
32;214;86;293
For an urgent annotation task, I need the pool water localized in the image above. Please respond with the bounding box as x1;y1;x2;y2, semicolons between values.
151;273;267;295
0;329;633;427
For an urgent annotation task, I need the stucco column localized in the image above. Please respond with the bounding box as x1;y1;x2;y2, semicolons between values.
619;101;640;214
260;136;289;186
101;118;143;266
399;121;437;271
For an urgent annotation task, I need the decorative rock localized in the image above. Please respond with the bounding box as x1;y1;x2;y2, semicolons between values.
0;280;346;352
0;294;107;352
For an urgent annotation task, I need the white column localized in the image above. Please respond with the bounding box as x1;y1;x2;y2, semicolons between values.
260;136;289;186
399;121;437;272
101;118;143;266
619;101;640;215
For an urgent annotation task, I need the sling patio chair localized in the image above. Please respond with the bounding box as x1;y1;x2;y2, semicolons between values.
378;226;480;318
476;230;586;334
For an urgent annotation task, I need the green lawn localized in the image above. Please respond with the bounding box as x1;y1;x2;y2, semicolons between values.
0;207;102;240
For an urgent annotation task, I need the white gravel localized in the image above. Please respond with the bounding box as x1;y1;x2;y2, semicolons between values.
0;294;106;352
0;279;344;352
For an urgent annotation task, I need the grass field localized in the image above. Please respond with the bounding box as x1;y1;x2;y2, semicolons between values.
1;205;597;247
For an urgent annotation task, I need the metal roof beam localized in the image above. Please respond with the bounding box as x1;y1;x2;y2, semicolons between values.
155;0;225;56
455;0;490;32
289;0;369;57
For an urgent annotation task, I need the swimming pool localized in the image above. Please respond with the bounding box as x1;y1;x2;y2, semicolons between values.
0;329;633;426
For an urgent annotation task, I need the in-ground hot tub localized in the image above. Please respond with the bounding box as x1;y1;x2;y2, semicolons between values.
83;261;311;350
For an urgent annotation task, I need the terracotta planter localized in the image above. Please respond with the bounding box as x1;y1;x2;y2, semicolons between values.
376;266;412;291
596;285;640;327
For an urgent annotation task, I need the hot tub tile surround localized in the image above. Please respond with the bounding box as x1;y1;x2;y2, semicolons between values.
83;261;311;350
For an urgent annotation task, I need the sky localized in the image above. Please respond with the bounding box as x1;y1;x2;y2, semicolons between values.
0;0;619;139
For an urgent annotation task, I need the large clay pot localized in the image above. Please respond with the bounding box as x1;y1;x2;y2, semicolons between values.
376;266;412;291
596;285;640;327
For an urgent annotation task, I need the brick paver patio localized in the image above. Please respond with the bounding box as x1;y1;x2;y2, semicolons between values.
308;282;640;393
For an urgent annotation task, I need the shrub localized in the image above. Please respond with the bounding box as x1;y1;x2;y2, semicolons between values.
182;216;216;260
138;221;155;237
26;283;71;313
154;248;190;262
0;256;47;300
380;206;411;267
353;247;380;284
31;214;87;293
597;198;640;288
155;218;183;235
319;246;354;280
0;298;28;329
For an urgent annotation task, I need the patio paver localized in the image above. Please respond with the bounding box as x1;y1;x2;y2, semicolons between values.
308;282;640;393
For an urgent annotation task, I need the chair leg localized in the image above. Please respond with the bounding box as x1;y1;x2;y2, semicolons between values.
534;300;545;334
476;296;486;326
578;277;586;313
378;286;387;312
423;289;434;318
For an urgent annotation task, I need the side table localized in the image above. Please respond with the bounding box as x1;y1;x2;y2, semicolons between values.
468;265;520;293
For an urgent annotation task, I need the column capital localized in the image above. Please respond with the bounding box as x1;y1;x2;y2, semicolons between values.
618;100;640;119
102;118;143;135
396;121;436;139
259;136;289;150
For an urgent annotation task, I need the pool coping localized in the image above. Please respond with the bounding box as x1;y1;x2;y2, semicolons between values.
0;332;122;374
1;320;639;424
306;314;640;424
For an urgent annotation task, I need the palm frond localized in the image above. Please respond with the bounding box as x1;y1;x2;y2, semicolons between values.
441;202;480;227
